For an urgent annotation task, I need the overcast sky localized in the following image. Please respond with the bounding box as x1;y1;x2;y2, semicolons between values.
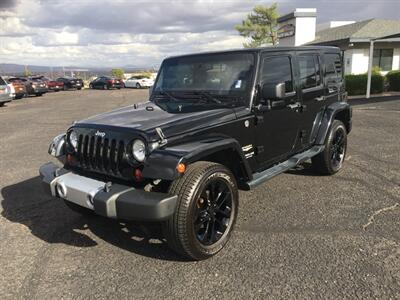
1;0;399;68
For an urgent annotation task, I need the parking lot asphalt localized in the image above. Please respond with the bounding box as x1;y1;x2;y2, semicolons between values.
0;89;399;299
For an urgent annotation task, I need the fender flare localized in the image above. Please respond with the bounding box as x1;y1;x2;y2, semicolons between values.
142;137;253;182
315;101;352;145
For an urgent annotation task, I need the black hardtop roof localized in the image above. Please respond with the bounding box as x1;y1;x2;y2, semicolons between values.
166;46;340;60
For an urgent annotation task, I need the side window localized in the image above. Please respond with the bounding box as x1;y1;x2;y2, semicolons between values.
325;53;342;82
298;55;321;89
261;56;294;93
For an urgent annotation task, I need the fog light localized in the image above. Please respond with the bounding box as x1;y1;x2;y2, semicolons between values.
56;182;67;198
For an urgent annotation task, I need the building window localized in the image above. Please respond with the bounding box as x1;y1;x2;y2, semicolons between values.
373;49;393;71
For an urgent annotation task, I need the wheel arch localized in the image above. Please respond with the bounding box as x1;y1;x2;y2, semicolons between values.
142;137;253;189
315;102;352;145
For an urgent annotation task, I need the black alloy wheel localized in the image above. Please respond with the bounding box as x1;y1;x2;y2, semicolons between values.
194;178;234;246
312;120;347;175
330;127;346;169
164;161;238;260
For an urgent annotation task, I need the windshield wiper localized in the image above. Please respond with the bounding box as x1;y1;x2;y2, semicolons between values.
152;91;181;105
191;91;222;104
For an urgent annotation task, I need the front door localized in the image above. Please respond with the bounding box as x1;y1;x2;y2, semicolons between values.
255;53;301;170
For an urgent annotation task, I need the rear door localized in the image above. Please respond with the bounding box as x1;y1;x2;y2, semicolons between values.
323;52;344;103
254;53;302;169
296;52;325;148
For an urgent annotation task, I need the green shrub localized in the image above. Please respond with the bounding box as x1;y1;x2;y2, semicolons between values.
386;70;400;91
371;66;382;75
345;74;384;96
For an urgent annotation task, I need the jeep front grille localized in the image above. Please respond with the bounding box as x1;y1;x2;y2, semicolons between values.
76;134;125;175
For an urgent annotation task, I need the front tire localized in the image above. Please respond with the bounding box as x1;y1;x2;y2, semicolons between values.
136;83;141;89
164;161;238;260
312;120;347;175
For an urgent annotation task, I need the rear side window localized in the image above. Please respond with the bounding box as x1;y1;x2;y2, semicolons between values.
0;77;6;85
325;53;342;81
298;54;321;89
261;56;294;93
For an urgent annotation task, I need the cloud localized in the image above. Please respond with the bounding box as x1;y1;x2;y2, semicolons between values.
0;0;399;67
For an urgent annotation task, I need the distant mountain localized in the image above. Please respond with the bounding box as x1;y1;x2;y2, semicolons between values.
0;63;154;76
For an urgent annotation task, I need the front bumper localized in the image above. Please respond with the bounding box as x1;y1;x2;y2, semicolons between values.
39;162;177;221
33;87;48;94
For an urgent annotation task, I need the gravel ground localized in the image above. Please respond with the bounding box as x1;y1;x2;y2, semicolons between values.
0;89;399;299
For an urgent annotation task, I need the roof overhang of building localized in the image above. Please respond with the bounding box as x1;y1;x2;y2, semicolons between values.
278;11;317;23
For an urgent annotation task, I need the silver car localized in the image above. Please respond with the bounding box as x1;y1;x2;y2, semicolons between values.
0;76;12;107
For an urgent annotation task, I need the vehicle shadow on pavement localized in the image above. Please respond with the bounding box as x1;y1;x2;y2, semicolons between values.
1;176;186;261
285;162;321;177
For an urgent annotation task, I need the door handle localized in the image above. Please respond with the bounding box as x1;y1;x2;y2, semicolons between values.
287;102;302;110
315;96;325;101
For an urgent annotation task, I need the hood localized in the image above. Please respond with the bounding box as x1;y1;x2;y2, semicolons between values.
76;101;236;139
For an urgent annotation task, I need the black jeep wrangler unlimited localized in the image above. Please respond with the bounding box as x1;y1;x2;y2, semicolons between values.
40;46;351;260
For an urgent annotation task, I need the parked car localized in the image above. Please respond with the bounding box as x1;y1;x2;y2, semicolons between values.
0;76;12;106
7;78;27;99
89;76;123;89
7;82;15;99
47;78;64;92
31;76;63;92
30;78;48;96
124;75;154;88
9;77;47;96
75;78;84;89
56;77;82;90
40;46;351;260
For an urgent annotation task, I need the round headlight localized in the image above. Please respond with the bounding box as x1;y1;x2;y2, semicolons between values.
132;139;146;162
69;130;78;150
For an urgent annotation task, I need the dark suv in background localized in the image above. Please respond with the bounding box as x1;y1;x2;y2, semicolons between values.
40;46;351;260
57;77;83;90
89;76;123;89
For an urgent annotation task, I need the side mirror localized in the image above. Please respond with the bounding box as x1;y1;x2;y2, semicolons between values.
262;82;286;100
149;85;154;96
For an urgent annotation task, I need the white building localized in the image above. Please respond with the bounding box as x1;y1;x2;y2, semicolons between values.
277;9;400;75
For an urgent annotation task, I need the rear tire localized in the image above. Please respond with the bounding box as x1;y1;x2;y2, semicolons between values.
164;161;238;260
312;120;347;175
35;93;43;97
63;200;94;216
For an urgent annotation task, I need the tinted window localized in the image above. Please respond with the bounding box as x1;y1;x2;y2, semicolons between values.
299;55;320;89
0;77;6;85
325;53;342;82
261;56;293;93
155;52;255;95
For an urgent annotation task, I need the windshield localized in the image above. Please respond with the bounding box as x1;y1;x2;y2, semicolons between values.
152;52;255;113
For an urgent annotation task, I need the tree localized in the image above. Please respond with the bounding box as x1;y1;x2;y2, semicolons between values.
111;68;125;79
24;65;32;77
235;4;279;48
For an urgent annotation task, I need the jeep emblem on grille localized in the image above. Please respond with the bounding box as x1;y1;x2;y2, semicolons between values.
95;130;106;137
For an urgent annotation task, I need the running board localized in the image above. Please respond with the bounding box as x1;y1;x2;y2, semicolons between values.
245;145;324;190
